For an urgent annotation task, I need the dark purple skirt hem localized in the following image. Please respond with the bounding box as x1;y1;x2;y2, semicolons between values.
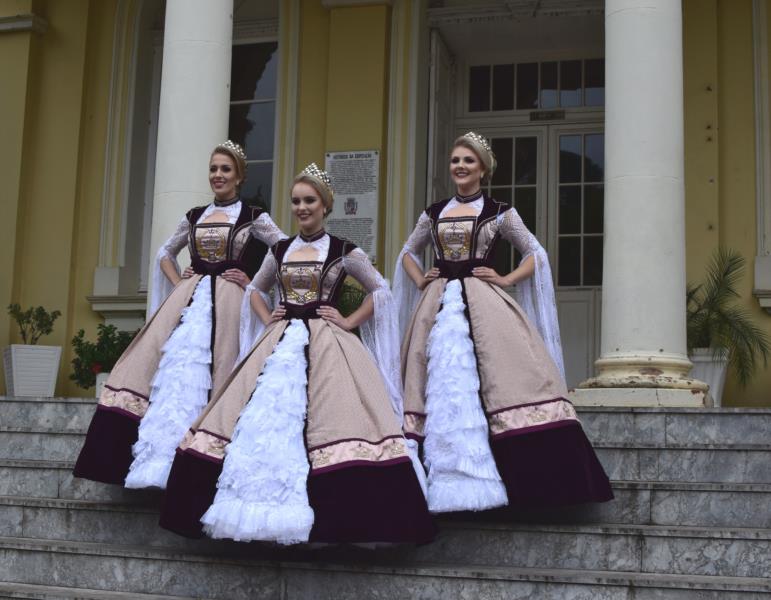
491;420;613;508
72;407;138;485
159;450;436;544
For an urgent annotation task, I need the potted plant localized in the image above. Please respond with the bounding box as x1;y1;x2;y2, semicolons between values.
687;248;770;405
4;304;62;397
70;324;136;397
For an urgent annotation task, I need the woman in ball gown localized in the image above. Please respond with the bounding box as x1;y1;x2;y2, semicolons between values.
74;141;286;490
158;163;435;545
393;131;613;514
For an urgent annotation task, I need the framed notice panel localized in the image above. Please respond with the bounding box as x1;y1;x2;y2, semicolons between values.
325;150;379;262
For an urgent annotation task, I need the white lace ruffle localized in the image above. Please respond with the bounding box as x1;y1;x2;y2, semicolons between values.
201;319;314;544
125;276;213;489
423;280;508;513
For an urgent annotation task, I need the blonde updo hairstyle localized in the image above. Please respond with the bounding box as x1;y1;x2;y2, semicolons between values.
452;133;497;184
211;142;247;190
292;173;335;216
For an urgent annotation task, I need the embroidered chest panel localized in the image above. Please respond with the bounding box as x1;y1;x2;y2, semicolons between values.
436;217;475;262
194;223;232;263
280;262;323;304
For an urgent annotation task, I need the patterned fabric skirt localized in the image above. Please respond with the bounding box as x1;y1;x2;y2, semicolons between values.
73;275;242;487
159;317;435;544
401;276;613;513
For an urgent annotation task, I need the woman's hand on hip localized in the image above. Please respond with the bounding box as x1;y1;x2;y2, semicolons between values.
316;306;352;330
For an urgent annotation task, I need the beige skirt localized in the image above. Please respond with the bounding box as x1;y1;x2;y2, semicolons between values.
402;276;573;439
182;318;410;469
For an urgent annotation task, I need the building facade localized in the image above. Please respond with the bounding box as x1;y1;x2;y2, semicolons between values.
1;0;770;405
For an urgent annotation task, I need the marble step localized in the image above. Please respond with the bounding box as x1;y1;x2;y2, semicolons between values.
0;582;193;600
3;455;771;528
1;536;770;600
4;398;771;447
2;495;771;578
8;429;771;489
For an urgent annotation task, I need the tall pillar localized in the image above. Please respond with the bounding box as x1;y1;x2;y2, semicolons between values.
147;0;233;310
574;0;708;406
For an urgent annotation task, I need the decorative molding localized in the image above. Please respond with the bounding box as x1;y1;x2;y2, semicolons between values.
753;0;771;312
152;17;278;46
427;0;602;26
322;0;393;8
234;18;278;40
0;13;48;34
87;294;147;331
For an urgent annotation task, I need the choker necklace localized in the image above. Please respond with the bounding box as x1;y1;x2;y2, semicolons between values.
213;196;239;207
299;229;326;243
456;189;483;204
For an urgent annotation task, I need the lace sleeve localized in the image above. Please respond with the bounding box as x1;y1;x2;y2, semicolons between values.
392;212;433;338
238;250;279;361
149;217;190;316
497;207;539;256
250;212;287;247
498;208;566;381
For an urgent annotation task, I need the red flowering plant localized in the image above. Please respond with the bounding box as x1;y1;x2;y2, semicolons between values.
70;324;136;389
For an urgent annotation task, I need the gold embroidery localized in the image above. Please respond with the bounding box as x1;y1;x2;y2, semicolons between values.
195;224;229;262
99;388;149;418
437;218;474;262
308;437;409;470
281;263;321;304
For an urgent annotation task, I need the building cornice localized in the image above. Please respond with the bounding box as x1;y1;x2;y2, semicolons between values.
427;0;603;26
0;13;48;34
322;1;393;8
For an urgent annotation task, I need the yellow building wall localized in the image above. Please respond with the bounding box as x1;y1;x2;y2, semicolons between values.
684;0;771;405
294;1;391;266
1;0;116;396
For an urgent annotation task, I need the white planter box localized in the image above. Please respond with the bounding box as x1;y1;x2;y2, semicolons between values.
3;344;62;397
689;348;729;407
95;372;110;398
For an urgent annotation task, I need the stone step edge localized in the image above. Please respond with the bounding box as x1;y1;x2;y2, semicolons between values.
5;494;771;541
2;536;770;593
4;428;771;453
4;397;771;414
0;581;190;600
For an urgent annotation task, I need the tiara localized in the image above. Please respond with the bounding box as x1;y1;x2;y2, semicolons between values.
216;140;247;161
300;162;333;191
462;131;493;156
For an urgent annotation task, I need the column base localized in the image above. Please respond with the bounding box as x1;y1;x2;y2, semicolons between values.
569;387;711;408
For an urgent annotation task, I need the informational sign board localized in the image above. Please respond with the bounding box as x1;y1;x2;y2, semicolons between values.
325;150;379;262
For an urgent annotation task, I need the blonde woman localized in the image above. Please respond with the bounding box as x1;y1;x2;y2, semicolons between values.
394;132;612;514
159;164;435;545
74;141;286;490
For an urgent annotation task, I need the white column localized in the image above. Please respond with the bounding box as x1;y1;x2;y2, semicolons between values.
146;0;233;309
574;0;708;406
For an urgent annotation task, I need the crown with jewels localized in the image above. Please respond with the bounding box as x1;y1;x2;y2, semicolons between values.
462;131;493;156
300;162;333;192
216;140;247;162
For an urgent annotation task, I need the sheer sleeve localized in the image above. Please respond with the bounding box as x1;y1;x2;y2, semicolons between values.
149;216;190;316
344;247;427;495
392;212;434;338
498;208;566;381
250;212;287;246
238;250;279;362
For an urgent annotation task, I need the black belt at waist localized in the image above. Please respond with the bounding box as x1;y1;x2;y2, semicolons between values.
282;300;333;320
435;258;493;280
191;258;249;277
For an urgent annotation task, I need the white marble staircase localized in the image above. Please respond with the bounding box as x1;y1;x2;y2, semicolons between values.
0;396;770;599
